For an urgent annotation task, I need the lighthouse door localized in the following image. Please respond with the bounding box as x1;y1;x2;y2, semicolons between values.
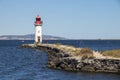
38;36;40;43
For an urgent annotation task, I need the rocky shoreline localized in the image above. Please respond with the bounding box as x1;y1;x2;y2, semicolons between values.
22;44;120;73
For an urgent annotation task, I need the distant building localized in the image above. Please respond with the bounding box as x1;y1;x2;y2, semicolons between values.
34;15;43;43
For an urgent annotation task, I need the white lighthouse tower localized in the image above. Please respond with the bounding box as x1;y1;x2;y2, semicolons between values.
34;15;43;43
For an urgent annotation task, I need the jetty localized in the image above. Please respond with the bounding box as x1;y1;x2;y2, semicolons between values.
22;43;120;73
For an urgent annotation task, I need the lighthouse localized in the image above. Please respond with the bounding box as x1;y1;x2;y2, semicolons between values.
34;15;43;43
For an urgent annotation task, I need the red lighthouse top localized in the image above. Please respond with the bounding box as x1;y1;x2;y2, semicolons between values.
35;15;42;26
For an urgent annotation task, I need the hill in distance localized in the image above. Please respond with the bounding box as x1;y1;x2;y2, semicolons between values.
0;34;67;40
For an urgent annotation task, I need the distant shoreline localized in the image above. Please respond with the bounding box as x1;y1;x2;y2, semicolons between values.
0;34;120;40
1;39;120;40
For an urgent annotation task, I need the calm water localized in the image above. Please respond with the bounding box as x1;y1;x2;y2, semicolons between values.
0;40;120;80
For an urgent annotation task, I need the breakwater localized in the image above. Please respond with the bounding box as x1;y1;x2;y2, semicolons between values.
22;44;120;73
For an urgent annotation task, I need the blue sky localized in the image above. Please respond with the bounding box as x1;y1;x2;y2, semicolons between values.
0;0;120;39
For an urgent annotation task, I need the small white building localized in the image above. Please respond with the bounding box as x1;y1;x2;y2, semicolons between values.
34;15;43;43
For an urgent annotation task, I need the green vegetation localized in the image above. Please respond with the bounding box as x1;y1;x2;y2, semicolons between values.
101;49;120;58
74;48;94;59
34;42;40;46
51;44;94;59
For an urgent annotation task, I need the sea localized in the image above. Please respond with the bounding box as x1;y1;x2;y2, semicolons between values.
0;40;120;80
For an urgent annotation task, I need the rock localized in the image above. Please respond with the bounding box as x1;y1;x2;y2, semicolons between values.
63;53;70;57
22;44;120;73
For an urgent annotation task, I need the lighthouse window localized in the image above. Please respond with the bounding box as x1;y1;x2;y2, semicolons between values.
36;18;40;21
38;36;40;42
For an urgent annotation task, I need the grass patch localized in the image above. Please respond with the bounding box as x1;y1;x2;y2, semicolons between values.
73;48;94;59
48;44;94;59
101;49;120;58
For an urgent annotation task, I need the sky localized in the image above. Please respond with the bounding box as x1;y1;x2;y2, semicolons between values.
0;0;120;39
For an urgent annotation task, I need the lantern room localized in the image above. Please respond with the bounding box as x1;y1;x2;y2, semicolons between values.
35;15;42;26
